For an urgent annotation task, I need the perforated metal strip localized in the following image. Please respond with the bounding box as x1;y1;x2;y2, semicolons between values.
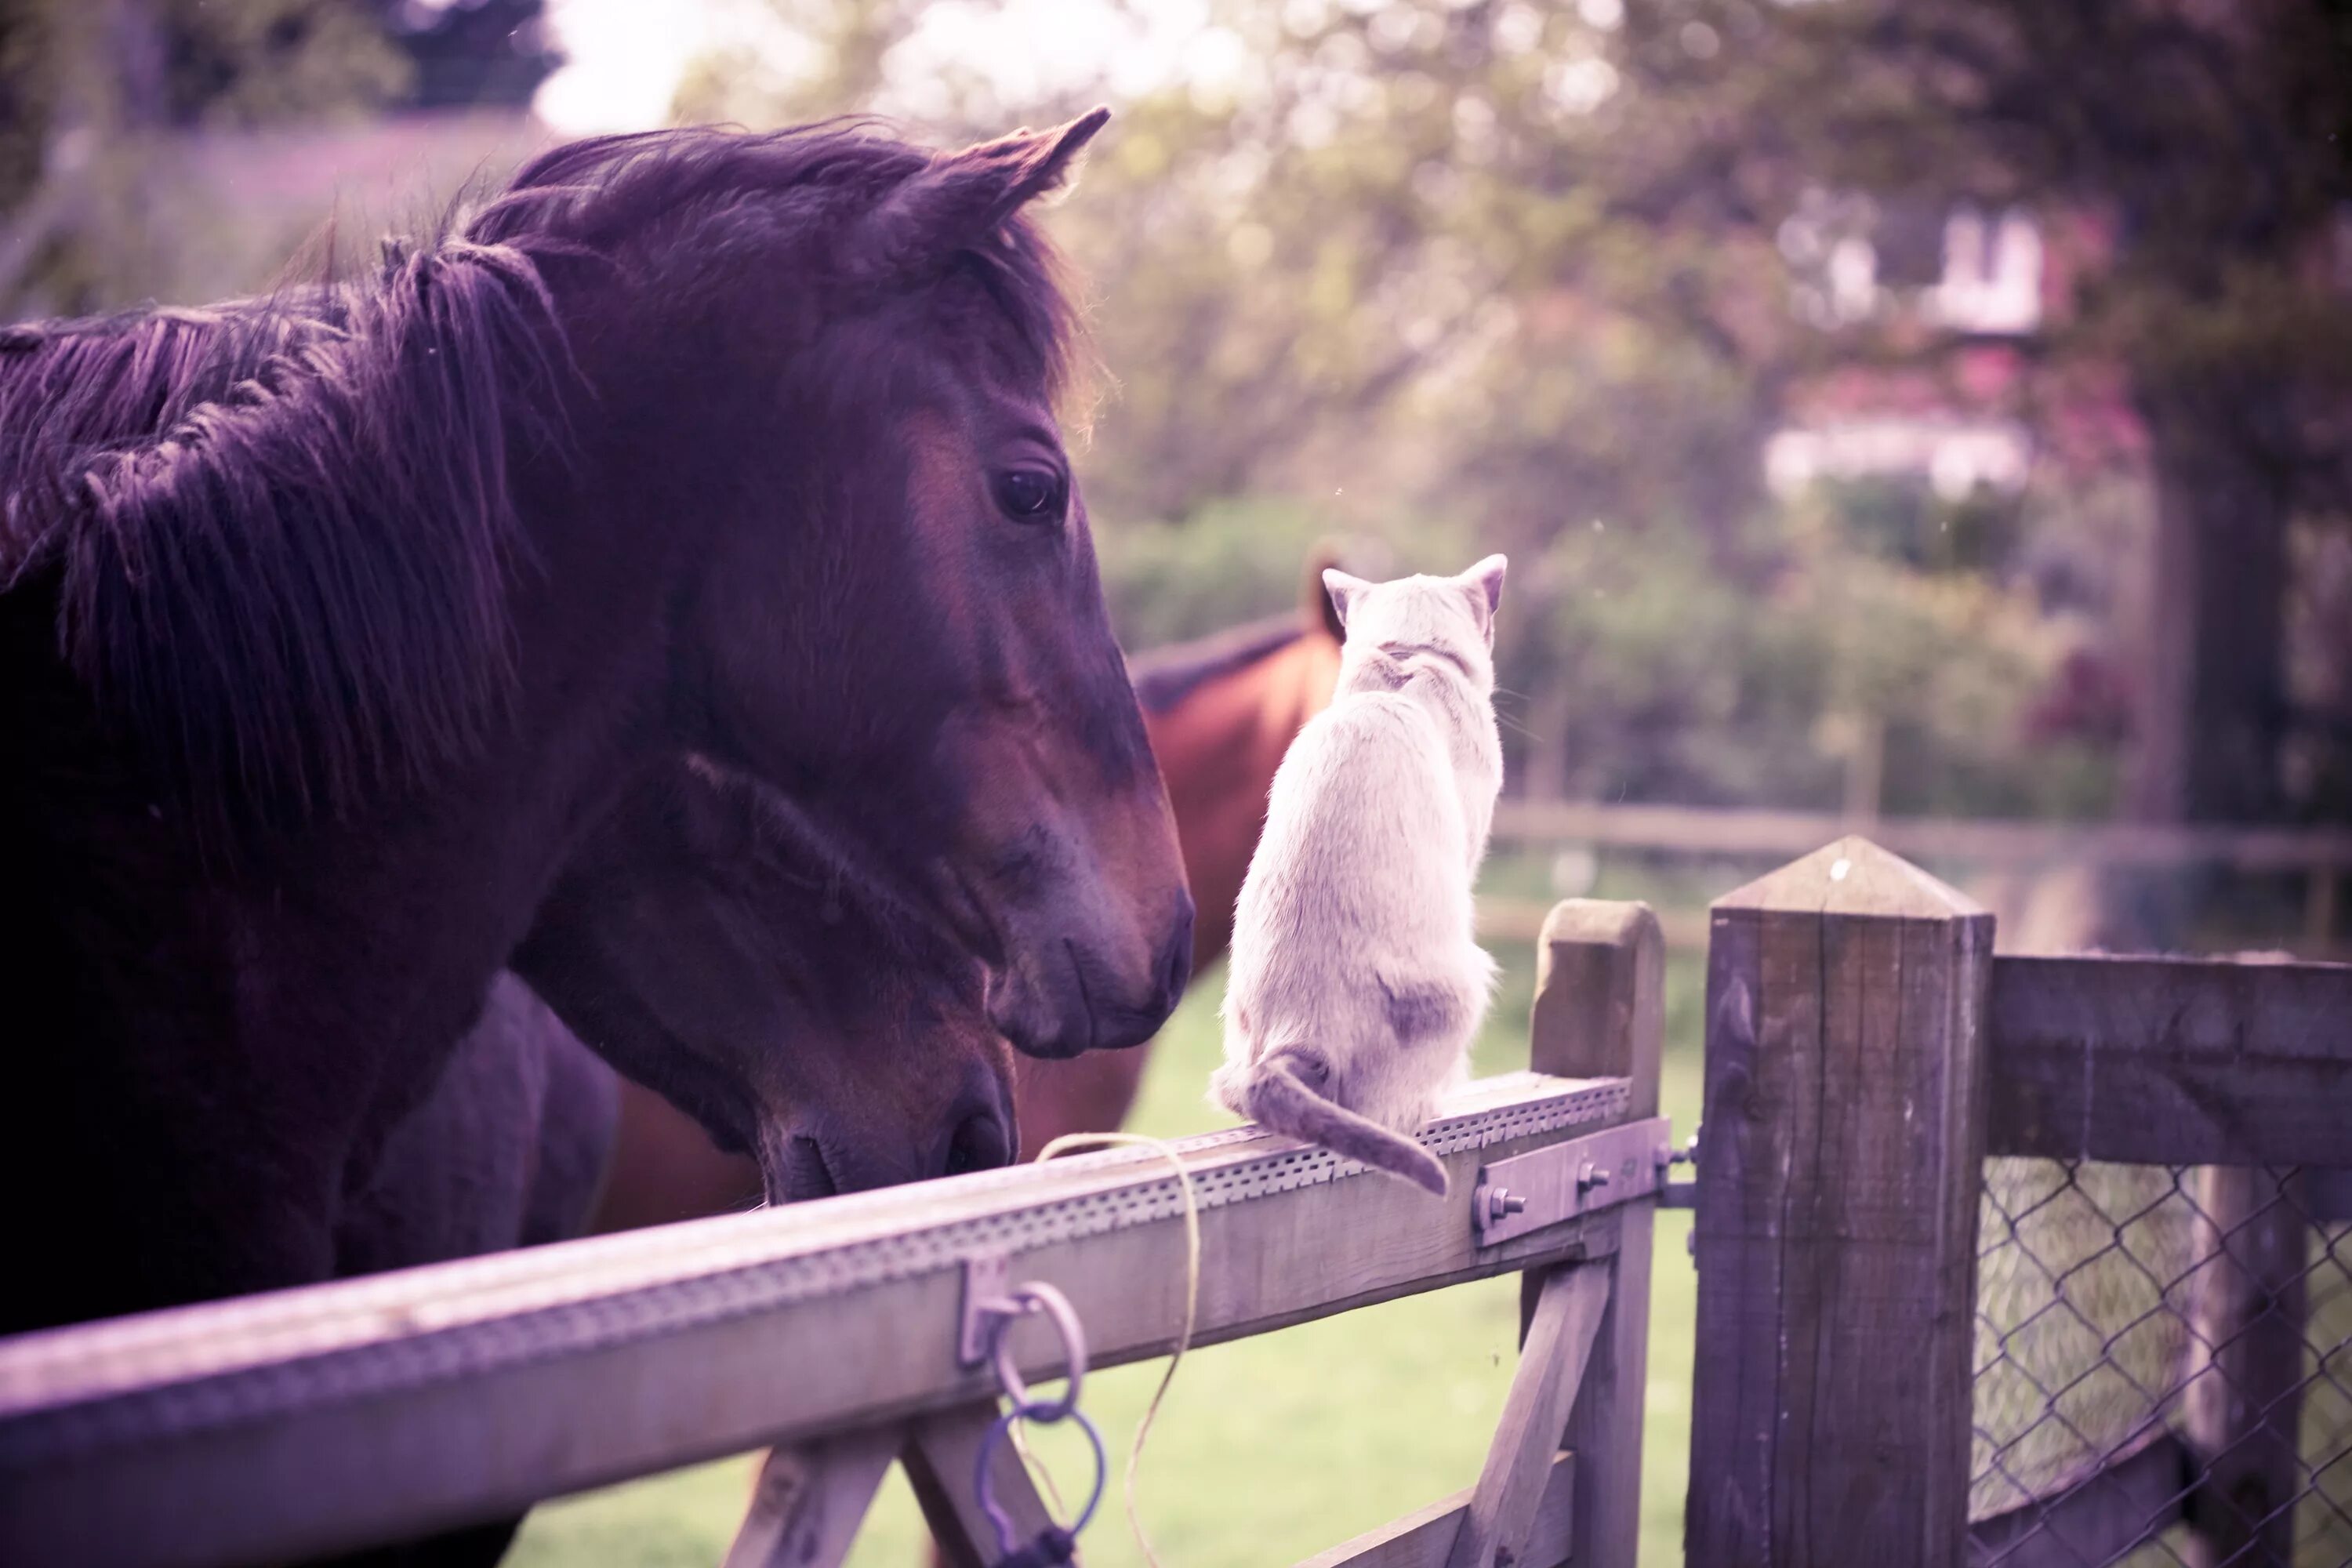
0;1073;1628;1465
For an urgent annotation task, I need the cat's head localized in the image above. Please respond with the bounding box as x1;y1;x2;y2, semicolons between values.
1322;555;1507;694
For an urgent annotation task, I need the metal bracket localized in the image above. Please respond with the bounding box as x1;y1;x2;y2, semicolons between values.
956;1252;1011;1367
1471;1116;1674;1246
1660;1121;1700;1209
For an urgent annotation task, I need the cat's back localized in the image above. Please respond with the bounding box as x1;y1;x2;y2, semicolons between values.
1268;688;1455;826
1237;688;1469;939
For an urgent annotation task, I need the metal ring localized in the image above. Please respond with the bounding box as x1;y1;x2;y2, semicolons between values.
975;1403;1108;1559
985;1281;1086;1422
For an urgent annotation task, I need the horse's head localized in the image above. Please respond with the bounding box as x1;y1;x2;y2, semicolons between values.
517;113;1190;1060
514;759;1018;1202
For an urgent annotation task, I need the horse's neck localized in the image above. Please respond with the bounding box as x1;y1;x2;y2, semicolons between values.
1290;634;1343;720
1142;633;1339;971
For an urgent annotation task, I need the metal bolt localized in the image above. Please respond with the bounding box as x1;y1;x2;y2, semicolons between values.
1577;1160;1610;1193
1481;1185;1529;1223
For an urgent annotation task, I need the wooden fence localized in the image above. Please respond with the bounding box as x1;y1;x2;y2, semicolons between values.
13;835;2347;1567
1686;835;2352;1568
1490;799;2352;949
0;906;1674;1568
1491;799;2352;874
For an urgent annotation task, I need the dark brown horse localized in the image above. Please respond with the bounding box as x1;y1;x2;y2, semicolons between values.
347;754;1018;1276
336;974;619;1281
589;552;1348;1227
0;114;1189;1336
332;757;1017;1568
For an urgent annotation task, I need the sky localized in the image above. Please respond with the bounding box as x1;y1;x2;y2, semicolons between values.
532;0;1225;134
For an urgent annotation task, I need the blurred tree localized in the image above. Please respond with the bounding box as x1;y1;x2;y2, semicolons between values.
676;0;1791;540
378;0;560;110
1221;0;2351;858
0;0;554;315
673;0;2129;820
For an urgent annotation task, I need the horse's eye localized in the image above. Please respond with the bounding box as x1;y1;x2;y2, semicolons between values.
993;468;1065;522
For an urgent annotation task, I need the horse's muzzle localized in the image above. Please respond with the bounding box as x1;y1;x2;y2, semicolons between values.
989;891;1193;1058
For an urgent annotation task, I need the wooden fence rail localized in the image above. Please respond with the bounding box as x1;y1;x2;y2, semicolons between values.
0;905;1671;1568
1687;835;2352;1568
1493;799;2352;873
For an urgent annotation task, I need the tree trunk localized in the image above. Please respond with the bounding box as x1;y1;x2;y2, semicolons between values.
2109;381;2293;946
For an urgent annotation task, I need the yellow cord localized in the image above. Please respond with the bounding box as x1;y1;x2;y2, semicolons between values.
1014;1131;1201;1568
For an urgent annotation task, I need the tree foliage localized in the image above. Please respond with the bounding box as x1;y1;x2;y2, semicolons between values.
0;0;554;314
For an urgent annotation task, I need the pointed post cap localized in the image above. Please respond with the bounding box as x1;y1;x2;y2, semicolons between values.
1712;836;1987;920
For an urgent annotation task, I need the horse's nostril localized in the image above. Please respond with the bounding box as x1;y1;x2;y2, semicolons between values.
944;1109;1012;1177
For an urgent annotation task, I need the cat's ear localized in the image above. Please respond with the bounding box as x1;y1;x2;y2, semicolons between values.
1321;568;1372;633
1457;554;1507;639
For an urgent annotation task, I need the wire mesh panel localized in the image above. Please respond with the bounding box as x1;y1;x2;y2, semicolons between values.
1972;1158;2352;1567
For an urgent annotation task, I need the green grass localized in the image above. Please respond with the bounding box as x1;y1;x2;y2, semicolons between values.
508;942;1708;1568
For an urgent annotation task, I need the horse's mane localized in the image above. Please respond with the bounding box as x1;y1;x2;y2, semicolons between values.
0;122;1080;838
1129;612;1312;716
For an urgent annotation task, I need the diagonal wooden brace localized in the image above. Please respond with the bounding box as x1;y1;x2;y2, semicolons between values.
1442;1259;1613;1568
903;1401;1074;1568
722;1426;902;1568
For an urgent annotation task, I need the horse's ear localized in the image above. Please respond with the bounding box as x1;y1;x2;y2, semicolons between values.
1302;541;1348;643
1321;568;1371;634
862;108;1110;277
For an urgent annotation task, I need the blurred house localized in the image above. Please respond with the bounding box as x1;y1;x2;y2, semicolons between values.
1765;201;2141;502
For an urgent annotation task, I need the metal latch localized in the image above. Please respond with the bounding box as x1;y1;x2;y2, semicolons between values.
1471;1116;1675;1246
957;1251;1013;1367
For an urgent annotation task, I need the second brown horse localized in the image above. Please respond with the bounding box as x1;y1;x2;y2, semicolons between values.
590;550;1347;1232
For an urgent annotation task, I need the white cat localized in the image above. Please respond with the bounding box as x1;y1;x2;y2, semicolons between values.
1210;555;1508;1196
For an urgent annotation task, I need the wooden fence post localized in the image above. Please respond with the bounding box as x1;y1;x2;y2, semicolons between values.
1523;899;1664;1568
2182;1168;2310;1568
1686;837;1994;1568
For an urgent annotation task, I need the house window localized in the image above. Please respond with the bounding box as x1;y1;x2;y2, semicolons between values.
1925;205;2042;335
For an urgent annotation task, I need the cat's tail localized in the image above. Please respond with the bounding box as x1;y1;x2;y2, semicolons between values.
1245;1061;1450;1198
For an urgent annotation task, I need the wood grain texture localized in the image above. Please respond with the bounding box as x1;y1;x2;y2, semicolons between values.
721;1427;900;1568
1445;1261;1610;1568
1296;1454;1575;1568
2181;1168;2309;1568
1688;837;1994;1568
2304;1167;2352;1222
1523;899;1664;1568
1986;954;2352;1165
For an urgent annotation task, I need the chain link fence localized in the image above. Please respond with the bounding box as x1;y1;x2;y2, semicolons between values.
1972;1158;2352;1566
